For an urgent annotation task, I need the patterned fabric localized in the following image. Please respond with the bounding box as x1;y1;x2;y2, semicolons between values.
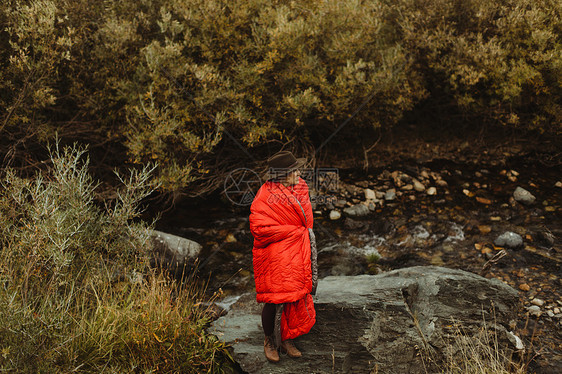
309;228;318;295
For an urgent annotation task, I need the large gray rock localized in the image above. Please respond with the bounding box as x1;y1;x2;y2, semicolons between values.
151;230;201;269
209;266;520;374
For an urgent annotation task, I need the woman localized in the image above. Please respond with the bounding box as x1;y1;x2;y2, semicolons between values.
249;150;318;363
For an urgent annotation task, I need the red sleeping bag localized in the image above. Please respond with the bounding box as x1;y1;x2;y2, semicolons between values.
249;177;316;340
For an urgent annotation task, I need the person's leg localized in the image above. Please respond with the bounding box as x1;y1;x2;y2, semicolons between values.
261;302;276;336
262;303;279;362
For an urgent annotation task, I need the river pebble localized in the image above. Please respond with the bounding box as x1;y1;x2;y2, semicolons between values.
385;189;396;201
364;188;376;200
531;298;545;306
413;179;425;192
478;225;492;234
555;181;562;188
329;210;341;220
513;186;536;205
344;204;370;217
427;187;437;195
494;232;523;248
334;199;347;208
527;305;541;317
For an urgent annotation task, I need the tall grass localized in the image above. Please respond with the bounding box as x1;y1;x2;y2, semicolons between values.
442;321;527;374
0;142;232;373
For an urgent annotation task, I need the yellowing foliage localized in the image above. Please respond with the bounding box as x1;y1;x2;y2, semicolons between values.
0;0;560;191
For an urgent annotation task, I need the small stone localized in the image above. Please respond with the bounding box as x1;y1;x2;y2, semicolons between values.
420;170;429;179
226;233;237;243
494;232;523;248
375;190;385;199
545;206;556;212
519;284;530;291
555;181;562;188
402;184;413;191
510;170;519;176
343;203;370;217
436;179;448;187
547;310;555;318
334;199;347;208
364;188;376;200
409;195;416;201
385;189;396;201
531;298;544;306
506;331;525;351
329;210;341;220
368;202;376;211
413;179;425;192
490;216;502;221
478;225;492;234
476;197;492;205
513;186;536;205
554;307;560;314
527;305;541;317
427;187;437;195
474;243;483;250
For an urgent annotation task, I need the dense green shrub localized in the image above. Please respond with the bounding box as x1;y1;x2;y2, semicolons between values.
1;0;560;192
0;143;232;372
396;0;562;130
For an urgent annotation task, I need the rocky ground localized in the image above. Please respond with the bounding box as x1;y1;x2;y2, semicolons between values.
154;152;561;373
313;158;561;373
210;267;523;374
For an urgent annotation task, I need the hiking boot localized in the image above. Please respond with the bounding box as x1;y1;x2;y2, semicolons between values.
264;335;280;363
280;339;302;358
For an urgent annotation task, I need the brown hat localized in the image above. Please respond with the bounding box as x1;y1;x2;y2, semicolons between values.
267;150;306;177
